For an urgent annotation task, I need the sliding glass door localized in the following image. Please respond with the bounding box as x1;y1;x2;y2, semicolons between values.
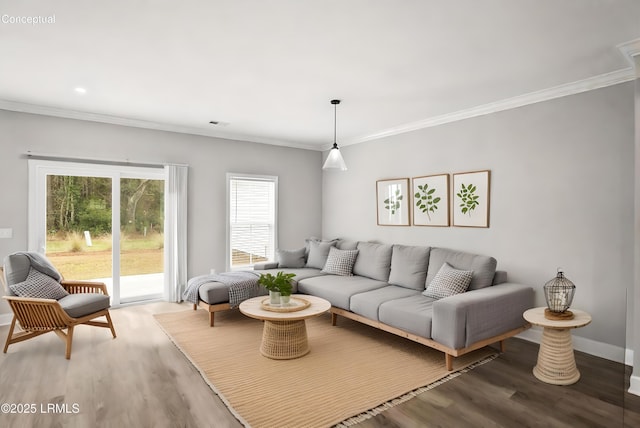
29;160;166;305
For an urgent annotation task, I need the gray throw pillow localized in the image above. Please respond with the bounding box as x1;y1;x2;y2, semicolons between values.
322;247;359;276
10;267;69;300
388;244;431;290
306;240;337;269
276;247;306;268
352;241;393;282
422;262;473;299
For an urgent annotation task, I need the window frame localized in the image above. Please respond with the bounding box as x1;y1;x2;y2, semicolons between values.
226;173;278;271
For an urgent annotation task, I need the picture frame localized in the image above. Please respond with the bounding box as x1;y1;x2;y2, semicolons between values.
376;178;410;226
452;170;490;228
412;174;450;227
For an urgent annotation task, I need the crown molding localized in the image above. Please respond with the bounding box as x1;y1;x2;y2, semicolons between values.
0;99;320;151
343;67;635;147
0;66;634;153
618;38;640;65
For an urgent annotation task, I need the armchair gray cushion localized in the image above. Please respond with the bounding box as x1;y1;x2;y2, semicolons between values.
58;293;111;318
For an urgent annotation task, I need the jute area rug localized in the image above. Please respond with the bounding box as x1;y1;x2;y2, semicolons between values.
154;307;496;428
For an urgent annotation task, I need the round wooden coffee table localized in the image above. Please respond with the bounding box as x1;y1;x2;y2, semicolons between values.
523;307;592;385
239;294;331;359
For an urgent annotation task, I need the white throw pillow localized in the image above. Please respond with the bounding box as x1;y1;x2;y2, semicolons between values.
422;262;473;299
10;267;69;300
322;247;359;276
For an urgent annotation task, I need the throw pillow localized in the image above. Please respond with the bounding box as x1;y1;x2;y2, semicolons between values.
306;240;337;269
276;247;306;268
10;267;69;300
322;247;359;276
422;262;473;299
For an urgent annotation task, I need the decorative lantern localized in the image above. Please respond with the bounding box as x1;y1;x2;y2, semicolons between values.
543;268;576;320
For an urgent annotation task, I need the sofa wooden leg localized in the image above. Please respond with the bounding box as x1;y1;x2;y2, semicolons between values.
331;312;338;326
499;340;506;353
193;303;197;310
445;353;453;371
209;311;215;327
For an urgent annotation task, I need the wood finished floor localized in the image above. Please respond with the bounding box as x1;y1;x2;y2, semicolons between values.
0;301;638;428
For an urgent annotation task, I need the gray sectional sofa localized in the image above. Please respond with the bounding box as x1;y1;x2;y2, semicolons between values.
193;239;534;370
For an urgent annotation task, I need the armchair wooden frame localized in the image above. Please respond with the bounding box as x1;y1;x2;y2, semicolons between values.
0;267;116;359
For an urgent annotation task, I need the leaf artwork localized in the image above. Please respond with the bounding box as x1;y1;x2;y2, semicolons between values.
414;184;441;221
457;183;479;216
383;188;403;215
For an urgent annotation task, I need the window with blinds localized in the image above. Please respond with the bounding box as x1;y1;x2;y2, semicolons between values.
227;174;277;269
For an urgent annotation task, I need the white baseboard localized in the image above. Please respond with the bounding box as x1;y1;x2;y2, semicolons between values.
630;375;640;396
517;327;627;364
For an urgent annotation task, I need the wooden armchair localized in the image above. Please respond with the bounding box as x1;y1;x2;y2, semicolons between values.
1;252;116;359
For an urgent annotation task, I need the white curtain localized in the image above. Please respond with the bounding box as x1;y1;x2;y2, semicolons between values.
164;164;188;302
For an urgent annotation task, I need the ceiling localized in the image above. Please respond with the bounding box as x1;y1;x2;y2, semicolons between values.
1;0;639;151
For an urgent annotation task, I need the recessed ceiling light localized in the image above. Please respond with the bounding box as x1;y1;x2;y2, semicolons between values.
74;87;87;94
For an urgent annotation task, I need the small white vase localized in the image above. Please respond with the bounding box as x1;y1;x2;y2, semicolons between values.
280;295;291;306
269;291;281;306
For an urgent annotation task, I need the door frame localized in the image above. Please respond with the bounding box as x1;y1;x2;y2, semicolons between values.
28;159;166;306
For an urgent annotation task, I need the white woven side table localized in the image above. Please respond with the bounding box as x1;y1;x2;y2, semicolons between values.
523;307;591;385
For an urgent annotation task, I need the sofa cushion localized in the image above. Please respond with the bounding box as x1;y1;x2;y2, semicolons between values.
388;244;431;290
276;247;306;268
423;262;473;299
352;242;393;282
426;247;497;290
322;247;359;276
306;240;337;269
378;295;436;338
350;286;421;321
10;267;69;300
336;239;358;250
297;275;387;310
58;293;110;318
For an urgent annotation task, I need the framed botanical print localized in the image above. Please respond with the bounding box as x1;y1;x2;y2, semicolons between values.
376;178;410;226
412;174;450;226
452;170;490;228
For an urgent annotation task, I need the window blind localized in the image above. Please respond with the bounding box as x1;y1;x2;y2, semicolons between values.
228;175;277;268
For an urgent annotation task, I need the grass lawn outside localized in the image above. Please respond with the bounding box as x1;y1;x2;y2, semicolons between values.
46;234;163;280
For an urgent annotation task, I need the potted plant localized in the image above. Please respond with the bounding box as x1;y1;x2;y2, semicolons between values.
257;272;296;306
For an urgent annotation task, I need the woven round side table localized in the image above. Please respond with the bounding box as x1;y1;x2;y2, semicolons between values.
523;307;591;385
239;295;331;360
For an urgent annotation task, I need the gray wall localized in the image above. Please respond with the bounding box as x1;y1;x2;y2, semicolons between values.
323;82;634;354
0;110;323;315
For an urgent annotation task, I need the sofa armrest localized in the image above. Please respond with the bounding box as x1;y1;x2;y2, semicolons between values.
432;283;534;349
253;262;279;270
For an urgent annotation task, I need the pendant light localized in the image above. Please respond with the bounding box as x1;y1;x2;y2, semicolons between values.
322;99;347;171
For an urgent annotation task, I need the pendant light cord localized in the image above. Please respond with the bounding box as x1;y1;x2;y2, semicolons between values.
333;102;338;149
